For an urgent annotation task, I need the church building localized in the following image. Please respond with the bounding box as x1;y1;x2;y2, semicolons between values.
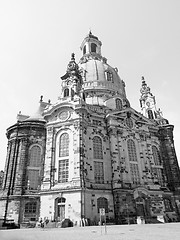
1;32;180;226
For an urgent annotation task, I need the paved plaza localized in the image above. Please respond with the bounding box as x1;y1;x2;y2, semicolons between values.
0;223;180;240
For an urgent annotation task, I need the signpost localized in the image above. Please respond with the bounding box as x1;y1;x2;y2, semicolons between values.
99;208;107;234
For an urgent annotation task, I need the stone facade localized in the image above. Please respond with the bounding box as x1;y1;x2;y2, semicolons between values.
0;32;180;226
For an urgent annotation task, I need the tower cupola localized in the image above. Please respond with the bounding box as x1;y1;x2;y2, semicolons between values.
60;53;82;101
140;76;157;119
140;76;169;125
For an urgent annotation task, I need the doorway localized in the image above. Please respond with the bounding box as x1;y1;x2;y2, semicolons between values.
55;197;66;221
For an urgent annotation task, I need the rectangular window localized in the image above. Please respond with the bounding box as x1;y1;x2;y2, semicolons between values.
25;202;37;213
94;161;104;183
58;159;69;183
28;170;39;190
130;163;140;185
24;202;37;221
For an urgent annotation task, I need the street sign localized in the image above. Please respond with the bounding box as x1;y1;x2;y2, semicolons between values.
99;208;105;216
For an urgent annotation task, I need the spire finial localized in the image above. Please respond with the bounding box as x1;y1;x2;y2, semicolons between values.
40;95;43;102
71;53;75;61
141;76;146;86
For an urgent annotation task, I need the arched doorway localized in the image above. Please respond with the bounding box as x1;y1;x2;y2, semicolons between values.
55;197;66;221
133;188;151;222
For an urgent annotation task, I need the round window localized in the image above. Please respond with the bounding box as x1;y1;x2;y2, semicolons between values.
59;111;69;121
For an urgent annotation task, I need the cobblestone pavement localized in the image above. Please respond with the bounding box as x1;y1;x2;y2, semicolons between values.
0;223;180;240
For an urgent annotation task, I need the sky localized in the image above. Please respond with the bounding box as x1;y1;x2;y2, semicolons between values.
0;0;180;170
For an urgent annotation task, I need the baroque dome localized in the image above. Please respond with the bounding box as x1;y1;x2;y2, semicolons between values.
78;32;128;106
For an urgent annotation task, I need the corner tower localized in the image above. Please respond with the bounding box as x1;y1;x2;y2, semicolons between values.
140;76;159;120
60;53;83;101
140;76;180;194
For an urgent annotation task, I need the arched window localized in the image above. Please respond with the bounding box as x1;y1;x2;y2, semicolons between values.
116;98;122;110
28;145;41;190
127;139;137;162
59;133;69;157
152;146;161;165
58;133;69;183
105;71;113;82
29;145;41;167
97;197;108;213
93;136;103;159
127;140;140;185
83;45;86;54
91;43;97;53
64;88;69;97
147;109;154;119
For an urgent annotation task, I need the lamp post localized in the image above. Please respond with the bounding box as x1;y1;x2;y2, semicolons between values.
126;203;130;225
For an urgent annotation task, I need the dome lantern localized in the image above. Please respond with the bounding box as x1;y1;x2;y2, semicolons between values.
80;31;102;56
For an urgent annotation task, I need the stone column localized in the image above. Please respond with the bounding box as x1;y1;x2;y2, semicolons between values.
11;139;22;195
2;141;12;191
42;127;55;189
